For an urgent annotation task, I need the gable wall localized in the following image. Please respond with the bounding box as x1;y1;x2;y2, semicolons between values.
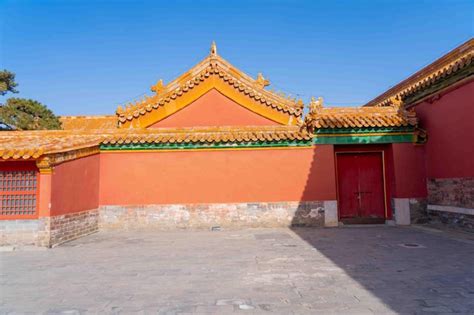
150;89;279;128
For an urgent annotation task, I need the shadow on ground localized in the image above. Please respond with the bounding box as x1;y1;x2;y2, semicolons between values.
290;226;474;314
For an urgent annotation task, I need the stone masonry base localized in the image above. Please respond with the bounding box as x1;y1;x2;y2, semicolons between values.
428;177;474;209
0;218;50;247
99;201;338;230
0;208;99;247
49;209;99;246
427;177;474;232
392;198;428;226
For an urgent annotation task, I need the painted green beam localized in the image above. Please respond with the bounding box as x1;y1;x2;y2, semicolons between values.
313;133;414;144
100;140;313;151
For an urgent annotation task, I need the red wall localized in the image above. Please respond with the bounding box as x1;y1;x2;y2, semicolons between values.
51;154;100;215
99;146;336;205
414;81;474;178
392;143;427;198
151;89;279;128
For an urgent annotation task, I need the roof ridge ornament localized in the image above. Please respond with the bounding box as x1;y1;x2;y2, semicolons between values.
310;96;324;113
390;96;418;125
210;41;217;57
151;79;165;94
389;96;403;109
296;99;304;109
255;73;270;88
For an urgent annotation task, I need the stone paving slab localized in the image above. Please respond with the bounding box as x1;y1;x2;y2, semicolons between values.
1;226;473;314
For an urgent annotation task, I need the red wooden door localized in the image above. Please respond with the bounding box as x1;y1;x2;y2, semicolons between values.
337;152;385;223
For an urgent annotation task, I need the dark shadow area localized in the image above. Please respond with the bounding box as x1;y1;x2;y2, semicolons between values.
290;226;474;313
290;144;474;313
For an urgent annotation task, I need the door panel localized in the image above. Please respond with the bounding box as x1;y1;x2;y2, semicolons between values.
357;153;385;219
337;152;385;222
337;154;359;218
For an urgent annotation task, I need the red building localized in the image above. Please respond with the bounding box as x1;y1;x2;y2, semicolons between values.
1;40;472;247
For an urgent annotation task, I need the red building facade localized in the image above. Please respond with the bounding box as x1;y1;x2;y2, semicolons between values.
1;40;472;247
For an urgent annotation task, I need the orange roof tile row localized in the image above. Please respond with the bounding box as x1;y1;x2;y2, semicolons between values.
116;54;303;124
305;103;418;130
366;38;473;107
102;126;311;145
0;126;311;160
0;131;103;160
60;115;117;130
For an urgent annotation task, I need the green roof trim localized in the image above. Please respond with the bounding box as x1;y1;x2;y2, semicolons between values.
100;126;419;150
100;139;313;151
313;133;414;144
313;126;416;144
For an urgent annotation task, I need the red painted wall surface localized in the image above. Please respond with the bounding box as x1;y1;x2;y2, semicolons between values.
414;81;474;178
99;146;336;205
392;143;427;198
51;154;100;215
150;89;279;128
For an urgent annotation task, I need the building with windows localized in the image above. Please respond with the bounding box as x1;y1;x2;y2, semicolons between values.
1;40;472;247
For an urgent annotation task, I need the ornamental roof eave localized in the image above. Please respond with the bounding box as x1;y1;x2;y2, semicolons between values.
115;43;305;128
364;38;474;108
101;125;311;146
0;125;311;161
0;130;104;160
60;115;118;130
303;97;418;132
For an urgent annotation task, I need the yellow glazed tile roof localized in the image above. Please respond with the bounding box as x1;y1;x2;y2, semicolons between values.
365;38;473;107
0;126;310;160
116;43;304;127
0;130;104;160
102;126;311;146
60;115;117;130
305;97;417;130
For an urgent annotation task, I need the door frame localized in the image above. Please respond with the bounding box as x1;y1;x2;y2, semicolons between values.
334;150;389;222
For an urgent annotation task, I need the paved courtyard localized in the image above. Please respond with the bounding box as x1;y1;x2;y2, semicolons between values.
1;226;474;314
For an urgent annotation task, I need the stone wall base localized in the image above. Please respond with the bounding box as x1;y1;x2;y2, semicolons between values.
99;201;337;230
0;218;50;247
409;198;429;224
49;209;99;246
0;208;99;247
392;198;428;225
428;177;474;209
427;205;474;232
426;177;474;231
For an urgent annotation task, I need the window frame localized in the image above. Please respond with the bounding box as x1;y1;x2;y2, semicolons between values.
0;162;40;220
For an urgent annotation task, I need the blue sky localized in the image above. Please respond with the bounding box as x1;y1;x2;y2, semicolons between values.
0;0;472;115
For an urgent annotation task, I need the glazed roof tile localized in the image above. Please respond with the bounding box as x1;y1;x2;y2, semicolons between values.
102;126;311;146
60;115;117;130
305;98;417;130
365;38;473;107
116;44;304;126
0;126;310;160
0;131;104;160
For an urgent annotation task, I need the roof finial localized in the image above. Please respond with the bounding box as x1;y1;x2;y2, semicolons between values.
151;79;165;94
210;41;217;56
310;96;324;113
389;96;403;109
255;73;270;88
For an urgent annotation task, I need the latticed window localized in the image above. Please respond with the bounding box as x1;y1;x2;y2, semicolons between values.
0;166;38;218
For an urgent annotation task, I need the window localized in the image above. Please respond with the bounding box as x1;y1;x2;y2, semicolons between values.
0;165;38;218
